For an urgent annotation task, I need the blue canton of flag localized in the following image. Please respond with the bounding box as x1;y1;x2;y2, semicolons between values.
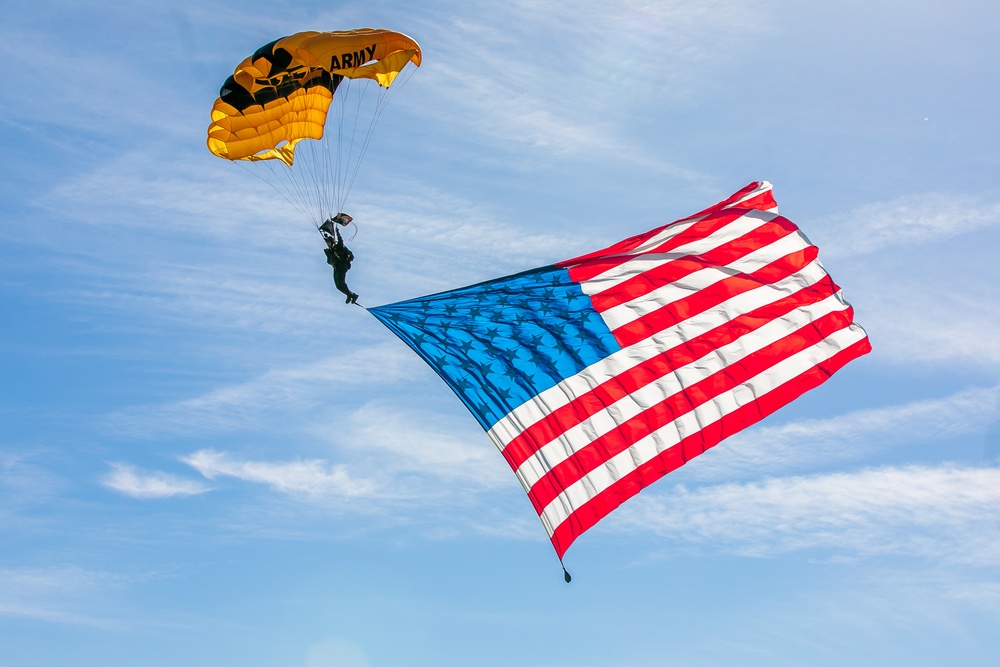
370;265;621;430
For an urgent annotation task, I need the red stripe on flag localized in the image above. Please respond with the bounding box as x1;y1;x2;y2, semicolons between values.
685;181;778;220
588;218;801;312
563;208;752;282
561;182;777;280
499;276;842;472
612;246;820;348
524;307;859;516
548;336;873;558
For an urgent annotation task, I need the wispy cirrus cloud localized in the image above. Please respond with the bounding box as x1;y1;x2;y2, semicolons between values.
154;401;508;503
813;192;1000;259
29;149;590;326
699;385;1000;480
101;463;210;499
104;341;418;438
181;449;378;499
0;564;147;628
408;0;771;166
0;3;290;140
1;452;68;505
618;464;1000;565
342;401;509;489
105;397;516;529
806;191;1000;370
857;282;1000;367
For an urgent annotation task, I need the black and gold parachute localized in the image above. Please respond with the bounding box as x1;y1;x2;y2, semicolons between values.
207;29;422;221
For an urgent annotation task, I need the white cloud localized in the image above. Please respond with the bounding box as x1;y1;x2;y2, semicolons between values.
0;564;127;595
848;260;1000;368
101;463;210;499
0;564;144;628
182;449;377;499
305;638;372;667
105;341;418;438
618;464;1000;564
343;401;509;488
699;385;1000;480
813;193;1000;259
162;400;509;504
37;154;299;245
0;3;290;139
407;0;772;164
104;399;532;535
24;148;593;334
0;452;67;504
805;192;1000;370
355;191;591;295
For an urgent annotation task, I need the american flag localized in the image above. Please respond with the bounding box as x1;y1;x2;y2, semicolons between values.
370;182;871;560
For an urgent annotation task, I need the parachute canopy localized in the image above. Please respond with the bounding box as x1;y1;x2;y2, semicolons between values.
207;29;421;166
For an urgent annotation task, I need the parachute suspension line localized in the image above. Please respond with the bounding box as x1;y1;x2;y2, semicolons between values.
343;84;388;208
225;122;316;223
236;160;312;222
338;76;374;212
294;131;332;227
219;107;311;224
319;90;336;222
339;66;418;211
223;66;419;229
265;153;318;224
381;62;418;107
226;85;344;230
333;76;351;214
333;75;369;213
274;147;315;220
328;65;418;213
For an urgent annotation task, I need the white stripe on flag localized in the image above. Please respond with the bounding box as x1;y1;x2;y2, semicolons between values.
583;209;779;288
598;231;813;329
536;323;870;537
487;260;832;449
728;182;778;211
511;291;856;492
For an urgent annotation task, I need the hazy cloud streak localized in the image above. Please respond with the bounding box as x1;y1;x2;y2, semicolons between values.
621;464;1000;564
105;342;419;438
700;385;1000;480
814;193;1000;259
182;449;378;498
101;463;211;499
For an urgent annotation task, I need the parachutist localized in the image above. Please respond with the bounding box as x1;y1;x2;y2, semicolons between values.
323;227;358;304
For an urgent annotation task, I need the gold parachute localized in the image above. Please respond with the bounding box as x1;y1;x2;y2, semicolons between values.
207;29;422;223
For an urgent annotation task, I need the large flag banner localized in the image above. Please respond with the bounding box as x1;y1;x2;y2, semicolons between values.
370;182;871;560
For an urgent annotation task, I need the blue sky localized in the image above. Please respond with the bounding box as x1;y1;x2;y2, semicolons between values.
2;1;999;665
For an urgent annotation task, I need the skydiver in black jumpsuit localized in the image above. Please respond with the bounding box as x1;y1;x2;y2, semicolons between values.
324;227;358;304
